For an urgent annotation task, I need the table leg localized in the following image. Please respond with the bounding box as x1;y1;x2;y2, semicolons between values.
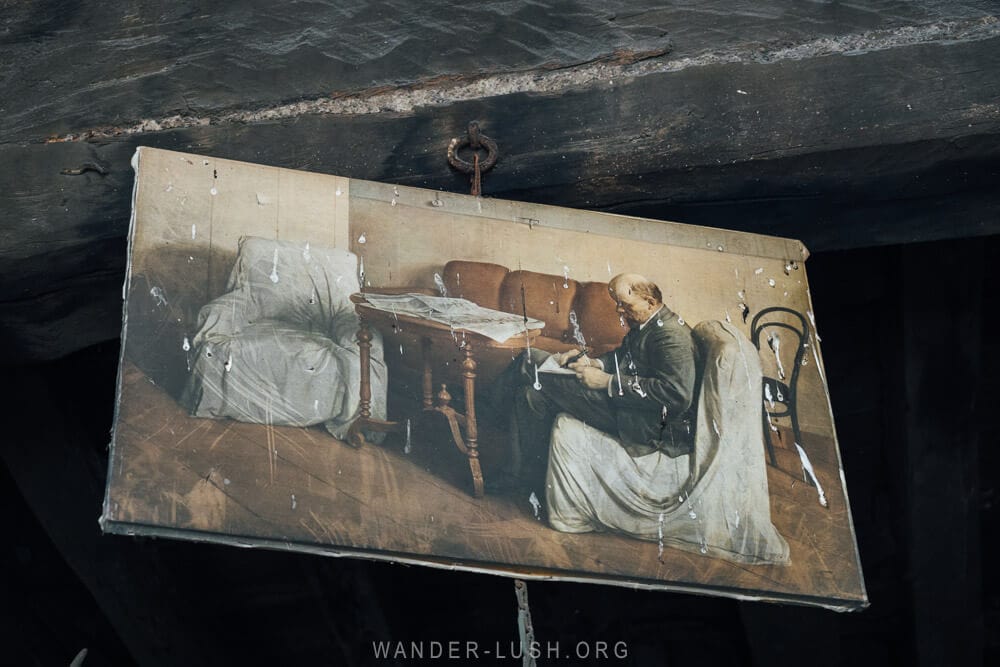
463;344;484;498
346;318;373;448
347;315;404;448
422;337;434;410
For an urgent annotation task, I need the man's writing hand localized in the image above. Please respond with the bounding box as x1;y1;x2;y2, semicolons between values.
576;366;613;390
553;349;583;366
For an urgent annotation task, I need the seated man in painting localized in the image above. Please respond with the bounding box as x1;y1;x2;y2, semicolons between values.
491;272;790;564
491;273;699;493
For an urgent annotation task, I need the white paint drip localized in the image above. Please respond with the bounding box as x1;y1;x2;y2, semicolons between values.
765;411;779;433
754;268;763;275
433;273;448;297
532;364;542;391
314;399;320;414
568;310;587;347
795;443;829;507
404;419;412;454
358;256;365;286
182;336;191;351
767;332;785;379
291;494;297;510
562;265;570;288
302;242;311;262
529;491;542;519
807;310;821;341
391;186;399;206
712;419;721;437
358;232;367;244
149;286;168;307
191;224;197;240
308;288;317;305
657;512;665;560
614;353;623;395
764;383;775;409
224;353;233;372
210;186;218;196
725;308;731;323
269;248;280;283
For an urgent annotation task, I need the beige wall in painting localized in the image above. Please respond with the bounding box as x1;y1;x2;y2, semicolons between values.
128;148;836;444
130;147;349;301
348;182;833;439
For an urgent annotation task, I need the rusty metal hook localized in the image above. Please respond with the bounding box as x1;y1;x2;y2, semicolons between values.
447;121;498;196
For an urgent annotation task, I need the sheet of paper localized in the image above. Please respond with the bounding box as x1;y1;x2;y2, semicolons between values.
537;355;577;375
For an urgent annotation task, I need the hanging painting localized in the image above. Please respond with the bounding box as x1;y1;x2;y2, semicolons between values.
103;147;867;610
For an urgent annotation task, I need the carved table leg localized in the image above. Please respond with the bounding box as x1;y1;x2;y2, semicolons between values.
463;344;484;498
422;337;434;411
347;318;373;448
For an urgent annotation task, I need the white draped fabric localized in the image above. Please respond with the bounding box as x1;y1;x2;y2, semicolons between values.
546;320;790;565
180;237;387;440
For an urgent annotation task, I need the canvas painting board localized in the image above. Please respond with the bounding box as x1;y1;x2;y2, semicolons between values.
102;147;866;610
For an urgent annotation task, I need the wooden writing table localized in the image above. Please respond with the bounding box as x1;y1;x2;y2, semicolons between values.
347;293;541;497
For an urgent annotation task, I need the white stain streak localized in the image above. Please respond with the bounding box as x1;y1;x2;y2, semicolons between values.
795;443;829;508
614;353;624;395
528;492;542;519
404;418;412;454
302;242;311;262
657;512;665;561
291;494;297;510
767;332;785;380
433;272;448;297
269;248;280;283
191;224;197;240
149;286;168;307
568;310;587;347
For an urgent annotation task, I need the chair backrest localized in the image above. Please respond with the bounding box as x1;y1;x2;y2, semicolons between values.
750;307;809;398
228;236;360;332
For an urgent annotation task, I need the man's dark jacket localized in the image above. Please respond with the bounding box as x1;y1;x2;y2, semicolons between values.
597;304;699;458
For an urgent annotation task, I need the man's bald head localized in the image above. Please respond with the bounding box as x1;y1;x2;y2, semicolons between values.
609;274;663;305
608;274;663;327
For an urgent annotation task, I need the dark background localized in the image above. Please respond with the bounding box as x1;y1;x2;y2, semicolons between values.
2;2;998;664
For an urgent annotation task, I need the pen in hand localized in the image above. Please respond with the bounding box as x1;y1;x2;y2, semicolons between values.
560;349;590;368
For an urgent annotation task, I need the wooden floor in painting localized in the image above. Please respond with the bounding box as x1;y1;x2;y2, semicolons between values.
107;362;865;607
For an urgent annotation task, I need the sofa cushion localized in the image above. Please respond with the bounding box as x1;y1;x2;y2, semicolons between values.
499;270;578;340
442;260;508;311
572;281;625;353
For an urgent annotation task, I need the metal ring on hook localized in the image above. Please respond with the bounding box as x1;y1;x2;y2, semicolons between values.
447;121;499;175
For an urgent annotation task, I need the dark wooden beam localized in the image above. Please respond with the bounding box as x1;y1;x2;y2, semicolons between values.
2;3;999;362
